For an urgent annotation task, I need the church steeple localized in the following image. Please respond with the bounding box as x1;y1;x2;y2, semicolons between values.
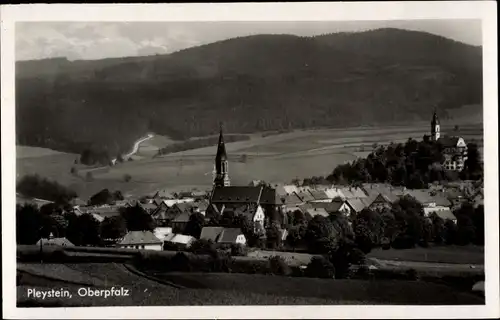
214;123;230;187
431;108;440;141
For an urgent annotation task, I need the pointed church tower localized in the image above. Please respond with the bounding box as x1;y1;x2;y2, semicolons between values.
431;109;440;141
214;123;230;187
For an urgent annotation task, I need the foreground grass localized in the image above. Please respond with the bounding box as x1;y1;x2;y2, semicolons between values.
149;272;484;305
367;246;484;265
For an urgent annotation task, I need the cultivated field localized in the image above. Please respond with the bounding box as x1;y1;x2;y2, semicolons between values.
16;122;483;199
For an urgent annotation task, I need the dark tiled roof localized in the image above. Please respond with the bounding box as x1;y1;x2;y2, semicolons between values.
282;193;303;205
37;237;74;247
119;231;162;245
309;190;330;200
296;191;314;202
218;228;244;243
438;136;461;148
211;186;263;203
310;201;344;213
172;211;192;223
435;209;457;221
345;199;366;213
200;227;224;242
259;187;280;205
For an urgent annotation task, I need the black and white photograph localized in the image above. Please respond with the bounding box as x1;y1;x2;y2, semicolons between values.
2;2;498;319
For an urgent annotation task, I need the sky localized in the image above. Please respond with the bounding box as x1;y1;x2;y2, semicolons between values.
15;20;482;61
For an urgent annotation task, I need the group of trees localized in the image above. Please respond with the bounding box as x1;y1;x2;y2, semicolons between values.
283;195;484;258
303;138;483;189
17;174;77;204
88;188;124;206
16;202;157;246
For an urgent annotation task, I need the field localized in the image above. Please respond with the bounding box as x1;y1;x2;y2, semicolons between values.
367;246;484;265
17;262;484;306
16;121;483;199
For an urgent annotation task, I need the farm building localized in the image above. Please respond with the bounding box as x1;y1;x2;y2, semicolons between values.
117;231;163;251
200;227;247;245
164;233;196;249
36;234;74;247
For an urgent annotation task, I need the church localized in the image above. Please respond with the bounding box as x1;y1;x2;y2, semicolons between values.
430;110;468;171
207;125;281;232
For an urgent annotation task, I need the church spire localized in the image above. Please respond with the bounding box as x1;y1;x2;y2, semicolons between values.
214;122;230;187
431;108;440;141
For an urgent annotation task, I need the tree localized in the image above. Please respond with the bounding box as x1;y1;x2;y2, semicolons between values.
444;219;458;245
429;213;445;244
352;208;384;253
89;189;118;206
185;212;205;239
120;204;156;231
100;216;127;240
16;174;77;204
16;204;43;244
305;216;338;254
461;143;482;180
65;213;101;246
265;223;282;249
268;256;291;276
123;174;132;182
472;205;484;245
306;256;336;278
286;224;306;250
86;172;94;182
117;153;124;163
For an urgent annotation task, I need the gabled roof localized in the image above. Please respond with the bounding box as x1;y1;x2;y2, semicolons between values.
36;237;74;247
119;231;162;245
310;201;345;213
309;190;330;200
259;187;280;205
324;188;346;199
193;199;209;211
164;233;196;245
211;186;263;203
281;193;303;205
296;191;314;203
154;189;176;199
434;208;457;221
345;198;366;213
172;210;192;223
405;189;451;207
218;228;245;243
154;227;173;241
305;207;329;218
200;226;224;242
282;185;299;194
438;136;462;148
140;202;157;211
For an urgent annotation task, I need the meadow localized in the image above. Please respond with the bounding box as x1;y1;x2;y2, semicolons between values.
16;121;483;199
17;262;484;306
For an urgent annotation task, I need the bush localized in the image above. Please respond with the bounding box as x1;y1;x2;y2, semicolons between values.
171;252;193;272
124;174;132;182
405;268;419;281
268;256;291;276
190;239;217;256
209;251;234;273
230;243;248;256
305;256;335;279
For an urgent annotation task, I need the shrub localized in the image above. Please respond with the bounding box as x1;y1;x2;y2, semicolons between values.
268;256;291;276
171;252;193;272
230;243;248;256
190;239;217;256
124;174;132;182
305;256;335;279
209;251;234;273
405;268;419;281
85;172;93;181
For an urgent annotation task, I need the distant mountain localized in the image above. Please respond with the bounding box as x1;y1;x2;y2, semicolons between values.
16;28;482;156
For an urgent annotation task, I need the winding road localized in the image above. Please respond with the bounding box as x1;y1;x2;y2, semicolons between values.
111;133;154;164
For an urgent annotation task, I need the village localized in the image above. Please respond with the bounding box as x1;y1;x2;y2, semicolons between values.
18;111;484;261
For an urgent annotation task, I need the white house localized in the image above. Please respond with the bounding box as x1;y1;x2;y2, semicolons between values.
117;231;163;251
200;227;247;245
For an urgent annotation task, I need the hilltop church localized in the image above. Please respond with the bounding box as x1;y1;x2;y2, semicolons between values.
430;110;468;171
207;125;281;233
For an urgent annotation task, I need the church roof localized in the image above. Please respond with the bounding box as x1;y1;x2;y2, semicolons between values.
438;136;463;148
432;110;440;125
211;186;263;203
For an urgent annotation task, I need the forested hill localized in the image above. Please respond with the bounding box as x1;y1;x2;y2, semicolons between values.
16;28;482;156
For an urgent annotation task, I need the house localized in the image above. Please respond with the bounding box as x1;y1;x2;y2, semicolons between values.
117;231;163;251
36;234;74;247
344;198;367;218
405;189;452;208
139;202;157;213
308;190;331;203
281;193;304;207
81;205;122;219
364;193;393;211
296;191;314;203
428;208;457;224
164;233;196;249
209;186;268;231
154;227;173;241
152;202;193;227
171;210;193;234
200;227;247;245
192;199;209;215
431;111;468;171
305;207;329;218
324;187;346;200
153;189;176;200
